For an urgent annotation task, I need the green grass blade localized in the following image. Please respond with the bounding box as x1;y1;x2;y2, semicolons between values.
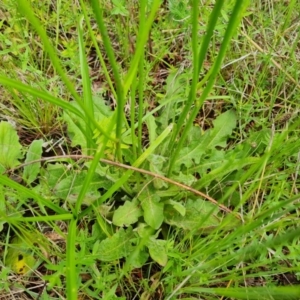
65;105;124;298
79;0;117;100
15;0;118;148
0;174;67;215
0;75;117;143
123;0;161;95
0;76;84;118
180;286;300;299
4;215;73;223
168;0;225;154
90;1;123;95
66;218;77;300
90;0;125;161
16;0;82;104
78;16;95;154
130;76;138;161
137;0;147;157
74;148;104;214
168;0;250;175
74;111;122;214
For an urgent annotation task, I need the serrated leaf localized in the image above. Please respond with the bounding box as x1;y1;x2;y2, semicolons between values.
164;198;220;233
195;149;226;175
206;110;236;148
0;121;22;171
86;161;120;189
195;156;259;189
156;70;190;139
23;139;43;185
111;0;129;16
41;164;106;204
94;227;135;261
147;238;168;266
139;190;164;230
93;95;113;118
174;110;236;171
174;127;206;170
113;200;143;227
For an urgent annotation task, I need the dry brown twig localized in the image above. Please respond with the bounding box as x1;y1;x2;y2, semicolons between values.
8;155;241;220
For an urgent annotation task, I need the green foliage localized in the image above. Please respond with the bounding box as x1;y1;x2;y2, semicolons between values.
0;121;22;173
164;198;220;233
1;0;300;299
93;227;135;261
174;110;237;172
139;189;164;230
23;139;43;185
111;0;129;17
0;186;6;232
112;200;143;227
147;237;168;267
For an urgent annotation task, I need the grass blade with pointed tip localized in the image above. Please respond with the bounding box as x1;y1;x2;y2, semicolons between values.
78;15;95;154
0;175;67;215
168;0;250;175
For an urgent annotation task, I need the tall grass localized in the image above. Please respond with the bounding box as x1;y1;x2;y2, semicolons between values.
1;0;300;299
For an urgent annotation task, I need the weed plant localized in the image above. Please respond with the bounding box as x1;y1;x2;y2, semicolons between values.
0;0;300;299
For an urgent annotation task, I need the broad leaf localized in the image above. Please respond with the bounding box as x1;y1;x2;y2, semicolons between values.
174;110;236;171
194;149;226;175
41;164;109;205
94;227;135;261
0;121;22;172
165;200;186;216
113;200;143;227
206;110;236;148
136;223;155;239
139;189;164;230
23;139;43;185
147;237;168;266
174;126;206;170
164;198;220;233
126;223;154;268
38;163;70;197
126;246;149;269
